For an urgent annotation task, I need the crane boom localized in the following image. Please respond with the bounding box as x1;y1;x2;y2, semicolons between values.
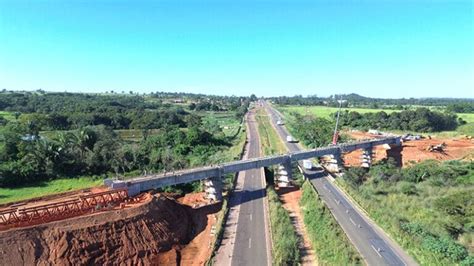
332;96;343;144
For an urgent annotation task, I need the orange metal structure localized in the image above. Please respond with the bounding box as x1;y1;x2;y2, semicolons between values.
0;188;128;230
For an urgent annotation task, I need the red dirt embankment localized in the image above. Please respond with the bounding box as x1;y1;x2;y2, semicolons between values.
0;194;193;265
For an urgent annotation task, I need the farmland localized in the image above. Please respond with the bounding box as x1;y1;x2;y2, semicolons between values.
277;105;474;123
276;105;474;136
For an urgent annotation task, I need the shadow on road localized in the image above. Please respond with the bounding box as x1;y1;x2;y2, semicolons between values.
228;188;266;208
303;169;327;180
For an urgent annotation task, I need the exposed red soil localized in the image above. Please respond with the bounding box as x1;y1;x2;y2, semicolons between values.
344;131;474;167
277;186;317;265
0;192;220;265
158;192;221;265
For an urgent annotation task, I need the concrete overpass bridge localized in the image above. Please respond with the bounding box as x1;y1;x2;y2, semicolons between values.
107;136;402;199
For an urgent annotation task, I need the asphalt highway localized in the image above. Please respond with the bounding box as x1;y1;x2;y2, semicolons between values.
231;110;271;266
264;102;417;266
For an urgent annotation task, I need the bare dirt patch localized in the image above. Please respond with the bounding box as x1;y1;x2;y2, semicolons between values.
277;186;317;265
344;131;474;167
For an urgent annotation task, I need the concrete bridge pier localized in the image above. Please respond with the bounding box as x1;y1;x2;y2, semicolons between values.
275;159;292;187
361;147;373;168
203;176;223;202
325;152;344;173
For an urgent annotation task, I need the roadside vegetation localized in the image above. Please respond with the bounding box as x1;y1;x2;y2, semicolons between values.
267;185;300;265
337;159;474;265
0;91;250;203
300;180;362;265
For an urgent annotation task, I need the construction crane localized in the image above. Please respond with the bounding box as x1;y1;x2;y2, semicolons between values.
332;96;343;145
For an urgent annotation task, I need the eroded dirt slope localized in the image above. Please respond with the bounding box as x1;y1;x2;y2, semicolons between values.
0;195;193;265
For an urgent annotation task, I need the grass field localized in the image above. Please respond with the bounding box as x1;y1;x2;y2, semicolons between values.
277;105;400;119
278;105;474;122
0;111;14;121
0;176;103;205
458;113;474;124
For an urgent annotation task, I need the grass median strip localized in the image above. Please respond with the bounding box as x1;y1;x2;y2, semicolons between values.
256;109;287;156
300;180;362;265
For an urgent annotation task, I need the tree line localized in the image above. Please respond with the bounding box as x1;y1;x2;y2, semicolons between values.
0;91;250;130
287;113;349;148
338;108;461;132
268;93;474;109
0;115;239;186
0;91;250;187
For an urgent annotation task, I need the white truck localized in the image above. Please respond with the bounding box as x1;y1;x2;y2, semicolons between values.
303;160;313;170
286;135;295;142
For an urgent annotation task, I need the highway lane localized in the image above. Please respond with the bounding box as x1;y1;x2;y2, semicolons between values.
264;102;416;266
231;109;271;266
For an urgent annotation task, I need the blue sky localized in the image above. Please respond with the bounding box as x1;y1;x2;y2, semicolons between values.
0;0;473;98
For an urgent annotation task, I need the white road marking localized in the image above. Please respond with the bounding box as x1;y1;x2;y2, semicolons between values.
349;217;356;226
371;244;383;258
248;238;252;249
250;214;252;221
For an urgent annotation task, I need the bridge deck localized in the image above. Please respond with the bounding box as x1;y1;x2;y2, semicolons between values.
108;136;400;194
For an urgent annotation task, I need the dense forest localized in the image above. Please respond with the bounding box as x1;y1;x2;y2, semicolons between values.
0;91;250;187
269;93;474;109
338;108;462;132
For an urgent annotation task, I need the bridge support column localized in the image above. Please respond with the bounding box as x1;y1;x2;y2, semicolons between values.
203;176;223;202
361;147;373;168
326;152;344;173
275;159;292;187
